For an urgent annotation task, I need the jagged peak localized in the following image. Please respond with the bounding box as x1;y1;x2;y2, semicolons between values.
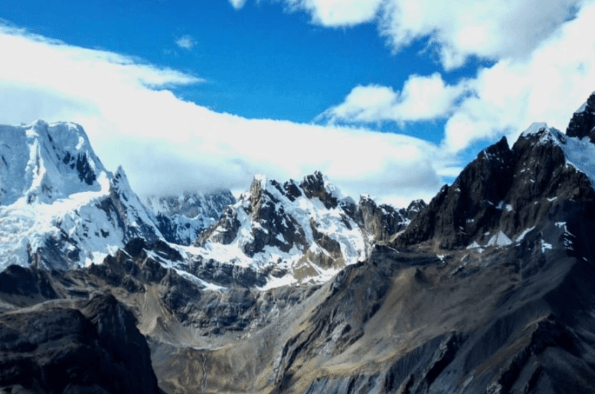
573;91;595;114
567;92;595;142
406;199;427;212
520;122;567;145
480;136;510;162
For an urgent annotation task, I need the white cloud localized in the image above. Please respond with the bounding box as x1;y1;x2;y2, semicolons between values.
266;0;582;70
283;0;384;26
379;0;582;69
0;23;447;206
229;0;383;25
319;1;595;154
229;0;248;10
320;73;467;124
443;0;595;152
175;35;195;50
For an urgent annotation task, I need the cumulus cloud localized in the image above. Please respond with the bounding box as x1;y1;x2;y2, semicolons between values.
443;0;595;152
319;73;467;124
175;35;195;50
0;23;447;206
229;0;383;25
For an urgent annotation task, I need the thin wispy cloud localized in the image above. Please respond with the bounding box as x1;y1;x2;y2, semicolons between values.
175;35;195;50
229;0;248;10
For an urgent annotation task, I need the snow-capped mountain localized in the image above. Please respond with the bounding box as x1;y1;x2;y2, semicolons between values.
182;171;417;288
190;172;369;287
4;93;595;394
144;190;236;245
0;121;161;270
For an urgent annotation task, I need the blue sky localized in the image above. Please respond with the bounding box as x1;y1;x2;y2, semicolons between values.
2;0;445;124
1;0;594;205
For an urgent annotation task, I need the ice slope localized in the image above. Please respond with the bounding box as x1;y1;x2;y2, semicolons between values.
0;121;161;270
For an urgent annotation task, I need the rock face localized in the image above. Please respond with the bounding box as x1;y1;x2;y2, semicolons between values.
145;190;236;245
567;92;595;142
356;195;426;242
394;123;595;252
0;292;160;394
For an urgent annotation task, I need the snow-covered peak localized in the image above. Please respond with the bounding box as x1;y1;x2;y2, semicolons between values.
520;122;551;139
0;120;108;205
194;171;369;288
0;121;161;271
519;122;595;188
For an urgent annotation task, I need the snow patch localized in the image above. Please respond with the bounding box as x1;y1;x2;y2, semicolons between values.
515;227;535;242
541;240;553;253
486;231;512;247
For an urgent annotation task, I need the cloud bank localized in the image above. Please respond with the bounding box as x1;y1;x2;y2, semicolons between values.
0;24;447;207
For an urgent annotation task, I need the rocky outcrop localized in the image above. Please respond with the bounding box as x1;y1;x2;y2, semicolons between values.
0;293;160;394
195;172;368;286
567;92;595;142
356;195;426;242
299;171;339;209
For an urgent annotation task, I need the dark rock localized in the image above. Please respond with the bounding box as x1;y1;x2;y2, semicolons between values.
0;265;57;303
356;195;418;242
75;153;96;185
566;92;595;142
0;294;160;394
300;171;339;209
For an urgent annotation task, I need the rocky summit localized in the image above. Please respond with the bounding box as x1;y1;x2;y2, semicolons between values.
1;94;595;393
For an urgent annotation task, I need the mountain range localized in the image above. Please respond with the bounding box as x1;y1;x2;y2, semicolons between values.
1;93;595;393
